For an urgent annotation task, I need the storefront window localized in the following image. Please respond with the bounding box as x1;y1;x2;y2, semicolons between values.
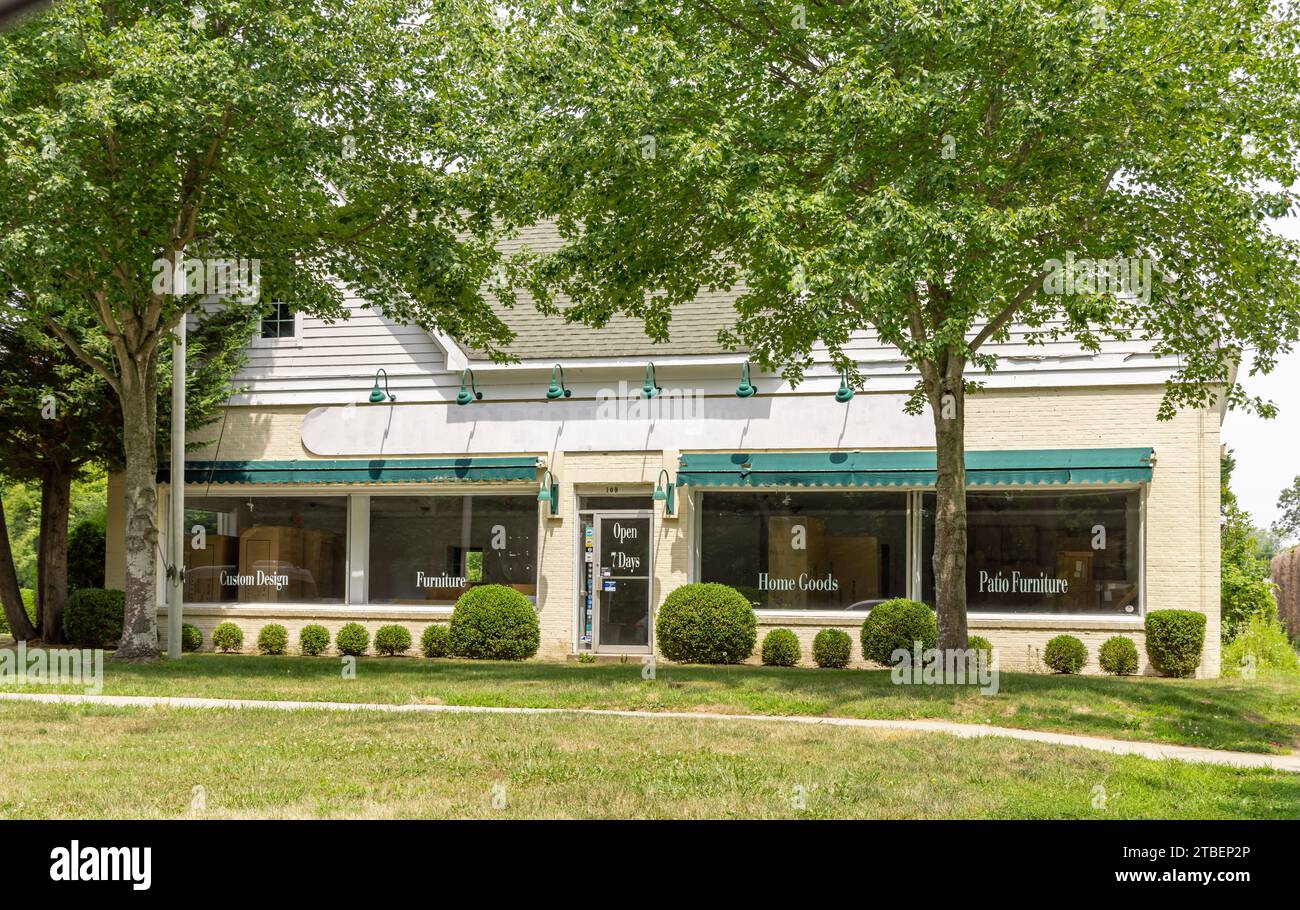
183;496;348;603
367;495;537;604
921;489;1141;615
698;491;908;610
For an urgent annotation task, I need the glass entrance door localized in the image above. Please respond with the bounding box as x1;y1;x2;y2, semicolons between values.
593;512;653;653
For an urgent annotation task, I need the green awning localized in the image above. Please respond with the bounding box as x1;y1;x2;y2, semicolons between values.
159;457;542;486
676;448;1153;489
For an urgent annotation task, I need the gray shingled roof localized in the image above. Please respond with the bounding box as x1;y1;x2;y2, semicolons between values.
468;222;741;361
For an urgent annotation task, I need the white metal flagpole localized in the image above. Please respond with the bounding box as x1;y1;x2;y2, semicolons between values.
168;312;186;659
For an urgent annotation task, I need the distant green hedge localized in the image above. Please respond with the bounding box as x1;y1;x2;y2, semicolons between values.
62;588;124;647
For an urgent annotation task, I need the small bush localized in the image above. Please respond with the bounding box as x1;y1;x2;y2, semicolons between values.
180;623;203;652
860;598;937;665
211;622;244;653
62;588;125;647
374;624;412;656
336;622;370;657
257;623;288;656
1145;610;1206;678
1223;613;1300;677
0;589;38;637
67;520;106;591
1043;635;1088;674
967;635;993;665
812;628;852;668
299;624;330;656
761;628;801;667
1099;636;1139;675
420;624;451;658
450;585;540;660
655;583;757;664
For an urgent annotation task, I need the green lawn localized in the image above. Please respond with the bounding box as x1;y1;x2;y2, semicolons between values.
7;652;1299;754
0;701;1295;819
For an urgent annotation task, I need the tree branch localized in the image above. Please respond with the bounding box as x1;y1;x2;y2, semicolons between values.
43;315;121;395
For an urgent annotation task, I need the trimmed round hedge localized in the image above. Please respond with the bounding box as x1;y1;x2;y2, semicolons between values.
299;624;330;656
967;635;993;665
1145;610;1206;678
179;623;202;652
1099;636;1139;675
812;628;852;668
211;621;243;653
1043;634;1088;674
421;624;451;658
257;623;289;656
860;598;937;665
449;585;540;661
336;623;370;657
374;624;412;656
62;588;124;647
655;583;756;664
760;628;801;667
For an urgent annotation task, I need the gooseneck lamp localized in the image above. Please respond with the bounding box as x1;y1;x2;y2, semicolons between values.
369;368;396;403
641;362;661;398
456;368;482;405
546;364;572;400
836;369;855;403
653;469;676;517
537;469;560;515
735;360;757;398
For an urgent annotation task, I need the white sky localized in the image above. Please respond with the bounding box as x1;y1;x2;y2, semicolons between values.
1220;204;1300;539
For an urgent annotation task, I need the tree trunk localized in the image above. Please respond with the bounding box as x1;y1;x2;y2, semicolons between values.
115;358;161;661
0;498;38;641
928;358;970;652
36;462;72;644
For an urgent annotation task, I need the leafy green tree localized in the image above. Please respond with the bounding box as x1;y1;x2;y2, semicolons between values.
0;302;255;641
1222;451;1278;642
0;1;513;657
1275;475;1300;542
500;0;1300;648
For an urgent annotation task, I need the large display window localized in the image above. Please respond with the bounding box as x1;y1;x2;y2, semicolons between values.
697;491;909;610
920;488;1142;615
183;495;348;604
367;494;537;604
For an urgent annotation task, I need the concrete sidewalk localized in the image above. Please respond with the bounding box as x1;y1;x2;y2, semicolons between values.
2;690;1297;773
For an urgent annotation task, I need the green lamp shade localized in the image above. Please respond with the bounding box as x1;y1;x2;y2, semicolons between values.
537;486;551;502
836;379;854;403
369;384;387;403
546;364;571;400
736;361;757;398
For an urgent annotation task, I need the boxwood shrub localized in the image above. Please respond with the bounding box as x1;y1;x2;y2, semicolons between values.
860;598;937;665
760;628;801;667
967;635;993;665
211;621;244;653
257;623;289;656
449;585;540;661
421;624;451;658
812;628;852;668
374;624;412;656
1043;635;1088;673
180;623;203;653
62;588;125;647
299;624;330;656
655;583;756;664
1145;610;1206;677
336;622;370;657
1099;636;1140;675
